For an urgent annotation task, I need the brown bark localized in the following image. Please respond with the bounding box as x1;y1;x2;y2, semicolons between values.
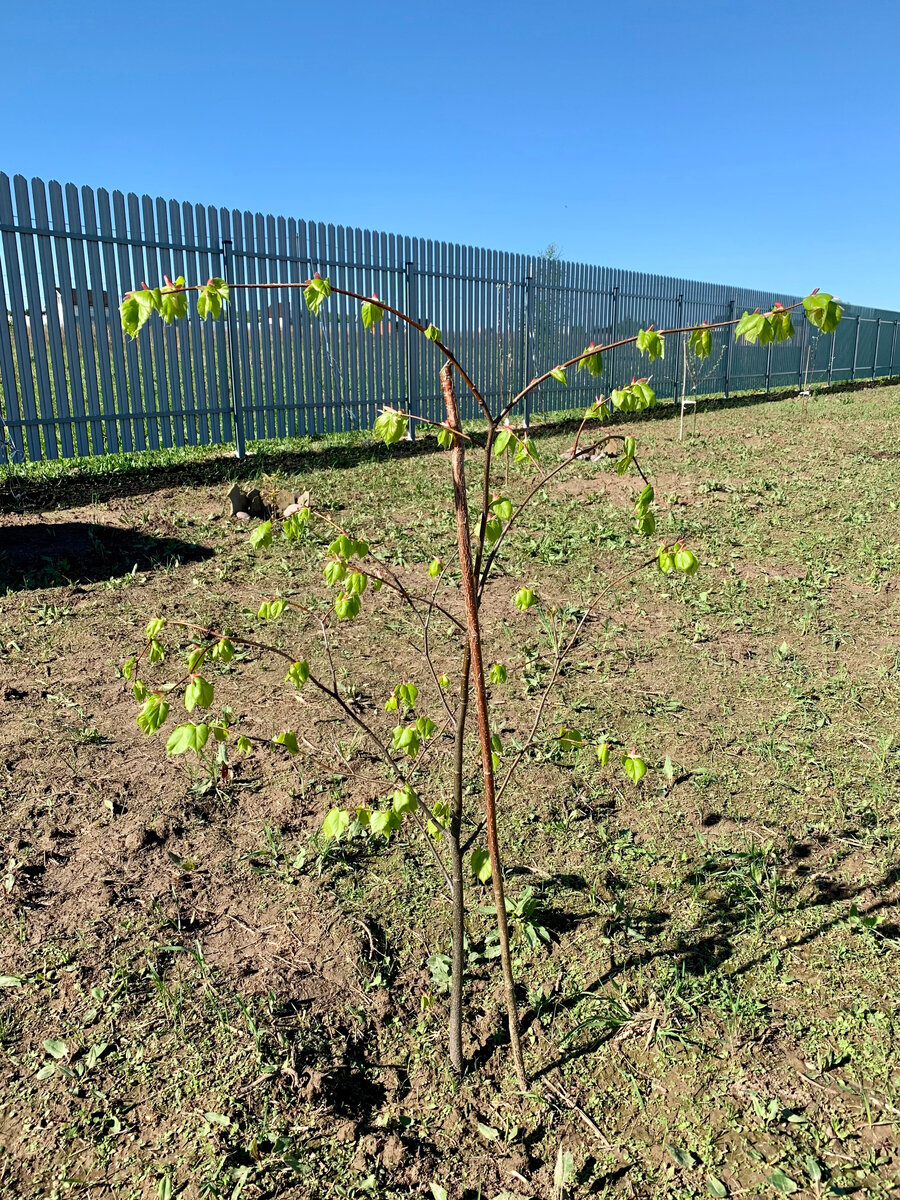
440;362;528;1091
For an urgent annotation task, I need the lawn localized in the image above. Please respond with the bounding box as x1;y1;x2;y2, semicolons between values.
1;383;899;1199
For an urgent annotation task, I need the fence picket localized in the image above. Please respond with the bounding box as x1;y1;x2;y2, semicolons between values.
2;170;899;465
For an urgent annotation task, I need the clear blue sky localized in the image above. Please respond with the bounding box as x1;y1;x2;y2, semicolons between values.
2;0;898;309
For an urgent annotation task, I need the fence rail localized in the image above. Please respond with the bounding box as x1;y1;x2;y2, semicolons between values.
1;170;898;465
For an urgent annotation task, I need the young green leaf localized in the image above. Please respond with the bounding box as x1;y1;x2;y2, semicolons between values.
492;428;512;457
137;694;170;736
184;675;214;712
636;328;665;361
373;410;408;445
273;730;300;755
490;496;513;521
436;426;454;448
513;587;536;611
322;808;350;841
257;597;286;620
304;275;331;316
145;617;166;639
166;722;210;755
235;735;253;755
596;741;610;766
575;344;603;376
489;663;507;684
688;324;712;359
549;366;568;385
360;296;384;329
392;785;419;815
622;754;647;784
285;660;309;688
470;849;492;883
334;592;362;620
802;292;842;333
423;323;441;342
249;521;273;550
211;637;235;663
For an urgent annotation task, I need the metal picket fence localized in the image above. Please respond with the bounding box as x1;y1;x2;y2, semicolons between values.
1;170;899;464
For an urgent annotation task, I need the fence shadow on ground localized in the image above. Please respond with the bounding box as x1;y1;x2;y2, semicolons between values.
0;521;214;590
1;377;895;517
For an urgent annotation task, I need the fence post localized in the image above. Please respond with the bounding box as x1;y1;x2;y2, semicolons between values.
850;315;861;382
521;262;533;429
724;298;735;399
609;283;619;396
872;318;881;380
404;260;417;440
673;292;683;406
222;239;246;458
890;321;898;379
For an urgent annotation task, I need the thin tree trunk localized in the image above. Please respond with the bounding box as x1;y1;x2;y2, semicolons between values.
440;362;528;1091
447;645;471;1075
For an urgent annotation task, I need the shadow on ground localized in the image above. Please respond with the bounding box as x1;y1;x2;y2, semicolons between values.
1;379;893;516
0;521;214;590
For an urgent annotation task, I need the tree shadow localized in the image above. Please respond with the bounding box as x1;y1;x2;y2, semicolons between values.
0;521;213;591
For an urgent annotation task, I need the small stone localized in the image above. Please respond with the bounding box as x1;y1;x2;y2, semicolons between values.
282;503;300;519
227;483;248;516
234;511;250;521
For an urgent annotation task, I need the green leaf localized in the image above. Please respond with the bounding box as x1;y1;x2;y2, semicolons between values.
484;516;502;545
397;682;418;710
428;557;443;578
373;410;408;445
415;716;436;739
211;637;234;663
492;428;512;457
184;675;214;713
257;597;286;620
282;509;310;540
166;723;210;755
514;435;539;464
137;695;170;736
513;587;536;611
575;345;603;376
549;366;568;385
470;849;492;883
674;547;699;575
324;560;348;586
616;436;636;476
423;323;441;342
622;755;647;784
490;496;513;521
346;571;367;595
148;639;165;665
334;592;362;620
688;325;712;359
197;278;229;321
369;809;393;836
636;328;665;361
145;617;166;639
771;306;795;343
476;1120;499;1141
360;297;384;329
735;311;772;346
392;785;418;815
557;726;584;751
804;1157;822;1185
767;1170;798;1195
235;735;253;755
436;427;454;448
429;1184;448;1200
285;660;310;688
0;975;23;987
596;741;610;765
249;521;273;550
666;1145;697;1170
119;288;160;337
43;1039;68;1060
273;730;299;755
304;275;331;316
707;1177;728;1198
391;724;421;758
802;292;842;333
489;663;507;685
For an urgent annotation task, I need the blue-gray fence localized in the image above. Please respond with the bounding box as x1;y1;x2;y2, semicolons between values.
1;170;899;464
